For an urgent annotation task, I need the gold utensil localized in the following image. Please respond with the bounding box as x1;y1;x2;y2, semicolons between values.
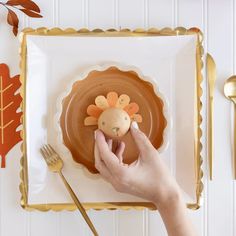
40;144;99;236
207;53;216;180
224;76;236;179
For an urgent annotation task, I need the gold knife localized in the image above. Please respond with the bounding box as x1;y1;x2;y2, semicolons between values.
207;53;216;180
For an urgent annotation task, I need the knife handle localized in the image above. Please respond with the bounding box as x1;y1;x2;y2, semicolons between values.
234;104;236;180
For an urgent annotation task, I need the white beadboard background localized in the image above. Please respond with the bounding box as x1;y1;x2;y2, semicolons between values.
0;0;235;235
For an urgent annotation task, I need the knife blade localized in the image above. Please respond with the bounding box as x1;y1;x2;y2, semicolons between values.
207;53;216;180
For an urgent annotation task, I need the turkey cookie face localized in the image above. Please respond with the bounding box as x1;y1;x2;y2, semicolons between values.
98;108;131;138
84;92;142;138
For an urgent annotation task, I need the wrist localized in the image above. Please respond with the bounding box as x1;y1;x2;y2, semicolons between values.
155;190;195;236
154;188;184;213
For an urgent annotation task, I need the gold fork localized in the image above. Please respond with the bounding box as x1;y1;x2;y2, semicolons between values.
40;144;99;236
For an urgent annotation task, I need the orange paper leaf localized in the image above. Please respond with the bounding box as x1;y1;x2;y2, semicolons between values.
7;0;41;13
20;8;42;18
7;9;19;36
0;64;22;168
1;0;42;36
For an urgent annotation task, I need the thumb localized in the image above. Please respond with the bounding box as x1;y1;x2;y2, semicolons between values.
130;122;155;155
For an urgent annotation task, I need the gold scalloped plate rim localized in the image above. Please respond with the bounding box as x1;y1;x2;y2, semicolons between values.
19;27;204;211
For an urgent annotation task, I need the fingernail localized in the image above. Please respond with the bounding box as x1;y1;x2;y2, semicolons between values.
94;130;98;140
131;121;139;130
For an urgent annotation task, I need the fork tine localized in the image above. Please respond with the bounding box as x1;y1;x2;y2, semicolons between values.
40;147;49;162
47;145;62;162
44;144;53;156
41;146;48;157
41;146;54;164
43;145;60;164
46;145;58;161
41;144;63;169
47;144;57;155
42;145;51;156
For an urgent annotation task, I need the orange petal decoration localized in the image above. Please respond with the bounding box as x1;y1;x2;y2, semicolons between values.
95;95;109;110
0;63;22;168
107;92;118;107
116;94;130;108
124;102;139;116
87;104;103;118
131;114;143;123
84;116;98;126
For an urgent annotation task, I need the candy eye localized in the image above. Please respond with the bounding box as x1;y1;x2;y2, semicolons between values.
124;116;128;120
102;121;105;125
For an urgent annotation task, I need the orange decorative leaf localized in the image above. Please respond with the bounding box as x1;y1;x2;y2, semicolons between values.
7;9;19;36
0;0;42;36
6;0;22;5
6;0;26;6
20;8;42;18
6;0;41;13
0;64;22;168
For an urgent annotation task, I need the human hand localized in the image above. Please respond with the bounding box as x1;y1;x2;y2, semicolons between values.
94;122;182;209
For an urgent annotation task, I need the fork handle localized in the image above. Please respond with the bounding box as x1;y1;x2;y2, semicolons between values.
59;171;99;236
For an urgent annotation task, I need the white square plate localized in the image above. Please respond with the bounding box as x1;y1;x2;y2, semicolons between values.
20;29;203;210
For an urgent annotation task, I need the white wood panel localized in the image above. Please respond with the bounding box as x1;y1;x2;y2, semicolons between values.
57;211;86;236
117;210;144;236
30;212;60;236
1;0;236;235
88;0;115;29
148;211;167;236
208;1;234;236
28;0;55;28
148;0;174;28
58;0;84;29
178;0;204;28
86;210;117;236
118;0;145;29
0;9;22;73
0;146;29;236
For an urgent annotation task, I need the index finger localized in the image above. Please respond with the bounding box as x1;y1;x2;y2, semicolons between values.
130;122;155;155
95;130;124;174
